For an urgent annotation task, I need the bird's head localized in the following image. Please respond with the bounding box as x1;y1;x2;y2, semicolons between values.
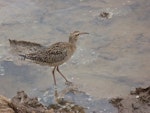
69;31;89;44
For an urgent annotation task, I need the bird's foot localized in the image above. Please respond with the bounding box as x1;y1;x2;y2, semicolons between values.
65;81;73;86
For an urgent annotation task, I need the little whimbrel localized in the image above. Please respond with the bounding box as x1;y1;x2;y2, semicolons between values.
9;31;89;85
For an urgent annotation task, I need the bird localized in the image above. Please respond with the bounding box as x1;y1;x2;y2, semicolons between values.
9;31;89;85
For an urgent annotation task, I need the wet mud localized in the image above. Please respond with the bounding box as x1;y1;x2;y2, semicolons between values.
0;90;85;113
0;87;115;113
0;86;150;113
0;91;53;113
110;86;150;113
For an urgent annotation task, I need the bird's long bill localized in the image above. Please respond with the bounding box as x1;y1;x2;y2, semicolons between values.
79;32;89;35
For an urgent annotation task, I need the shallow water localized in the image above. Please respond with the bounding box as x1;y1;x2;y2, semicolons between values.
0;0;150;112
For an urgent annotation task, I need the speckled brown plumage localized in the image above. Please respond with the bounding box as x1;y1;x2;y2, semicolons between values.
9;31;89;85
25;42;75;66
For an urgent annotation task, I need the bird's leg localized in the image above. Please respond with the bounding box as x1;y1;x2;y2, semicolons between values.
52;66;57;86
56;66;68;82
56;66;72;85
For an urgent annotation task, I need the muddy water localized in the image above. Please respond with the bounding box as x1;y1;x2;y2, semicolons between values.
0;0;150;112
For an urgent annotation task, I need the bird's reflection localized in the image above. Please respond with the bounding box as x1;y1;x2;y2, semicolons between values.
47;85;85;113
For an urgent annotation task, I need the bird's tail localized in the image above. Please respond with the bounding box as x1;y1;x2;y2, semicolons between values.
8;39;16;45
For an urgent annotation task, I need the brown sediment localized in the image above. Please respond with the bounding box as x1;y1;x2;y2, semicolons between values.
0;91;54;113
0;90;85;113
110;86;150;113
0;86;150;113
99;12;110;18
0;95;14;113
9;91;54;113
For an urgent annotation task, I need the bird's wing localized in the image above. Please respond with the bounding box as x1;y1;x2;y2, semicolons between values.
25;42;69;64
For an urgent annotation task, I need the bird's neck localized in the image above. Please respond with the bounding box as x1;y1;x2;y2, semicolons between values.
69;39;77;52
69;40;77;45
69;37;77;46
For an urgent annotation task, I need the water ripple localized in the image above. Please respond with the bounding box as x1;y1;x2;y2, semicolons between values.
0;64;5;76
